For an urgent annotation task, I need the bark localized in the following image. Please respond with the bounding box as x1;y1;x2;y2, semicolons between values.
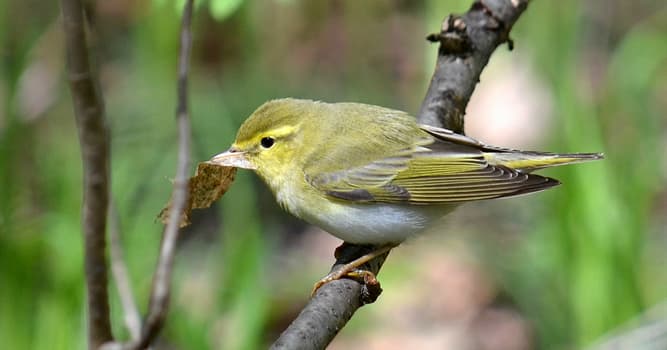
61;0;114;347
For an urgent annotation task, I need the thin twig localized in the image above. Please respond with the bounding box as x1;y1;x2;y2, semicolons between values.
270;0;530;348
131;1;195;348
109;203;142;341
60;0;114;348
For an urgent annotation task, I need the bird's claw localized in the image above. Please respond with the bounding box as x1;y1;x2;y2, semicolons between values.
310;268;381;297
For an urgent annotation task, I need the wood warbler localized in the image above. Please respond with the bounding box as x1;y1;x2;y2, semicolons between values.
209;98;602;290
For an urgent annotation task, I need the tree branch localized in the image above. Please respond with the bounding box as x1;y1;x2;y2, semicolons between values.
270;0;529;348
131;1;195;348
109;203;142;341
60;0;114;348
270;244;387;350
419;0;528;132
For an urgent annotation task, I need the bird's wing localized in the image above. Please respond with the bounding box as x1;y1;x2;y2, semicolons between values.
305;145;417;202
307;125;560;204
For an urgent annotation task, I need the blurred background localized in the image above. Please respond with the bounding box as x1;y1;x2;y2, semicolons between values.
1;0;665;349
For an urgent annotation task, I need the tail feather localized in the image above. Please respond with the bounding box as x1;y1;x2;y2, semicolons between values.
484;152;604;172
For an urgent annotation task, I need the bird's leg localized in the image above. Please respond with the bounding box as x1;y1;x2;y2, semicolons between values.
311;243;397;297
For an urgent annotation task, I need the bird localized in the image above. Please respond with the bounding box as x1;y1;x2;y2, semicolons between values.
208;98;602;293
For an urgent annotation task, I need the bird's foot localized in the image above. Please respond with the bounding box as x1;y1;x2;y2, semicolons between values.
310;243;396;297
311;267;381;297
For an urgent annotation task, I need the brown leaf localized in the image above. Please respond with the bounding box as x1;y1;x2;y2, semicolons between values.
158;162;237;227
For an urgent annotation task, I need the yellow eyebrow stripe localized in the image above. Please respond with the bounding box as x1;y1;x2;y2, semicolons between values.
263;124;299;139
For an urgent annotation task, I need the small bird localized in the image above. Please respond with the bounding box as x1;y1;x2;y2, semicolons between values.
209;98;602;292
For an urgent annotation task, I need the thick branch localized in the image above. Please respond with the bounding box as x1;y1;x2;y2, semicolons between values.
131;1;194;348
419;0;528;132
60;0;114;348
270;244;387;350
270;0;529;348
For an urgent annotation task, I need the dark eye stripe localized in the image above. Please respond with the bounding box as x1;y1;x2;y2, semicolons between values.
261;137;275;148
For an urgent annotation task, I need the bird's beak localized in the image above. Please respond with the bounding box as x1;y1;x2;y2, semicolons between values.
208;148;257;169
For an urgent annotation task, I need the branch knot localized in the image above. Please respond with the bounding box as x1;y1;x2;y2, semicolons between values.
426;15;473;56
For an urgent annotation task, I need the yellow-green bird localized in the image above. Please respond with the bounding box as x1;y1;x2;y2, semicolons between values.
209;98;602;289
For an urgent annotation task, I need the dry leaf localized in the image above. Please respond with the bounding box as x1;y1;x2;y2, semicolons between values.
158;162;237;227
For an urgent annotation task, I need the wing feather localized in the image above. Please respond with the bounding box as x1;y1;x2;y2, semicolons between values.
307;124;561;204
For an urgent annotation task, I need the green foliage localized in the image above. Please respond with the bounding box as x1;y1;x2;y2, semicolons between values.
503;1;666;347
209;0;245;21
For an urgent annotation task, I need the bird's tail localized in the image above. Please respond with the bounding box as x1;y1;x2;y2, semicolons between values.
484;151;604;172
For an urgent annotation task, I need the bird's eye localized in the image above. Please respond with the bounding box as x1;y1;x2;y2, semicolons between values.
260;137;275;149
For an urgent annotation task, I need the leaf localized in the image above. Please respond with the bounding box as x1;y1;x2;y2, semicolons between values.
209;0;244;21
158;162;237;227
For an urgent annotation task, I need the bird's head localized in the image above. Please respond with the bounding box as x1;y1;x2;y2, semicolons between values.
209;99;322;188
